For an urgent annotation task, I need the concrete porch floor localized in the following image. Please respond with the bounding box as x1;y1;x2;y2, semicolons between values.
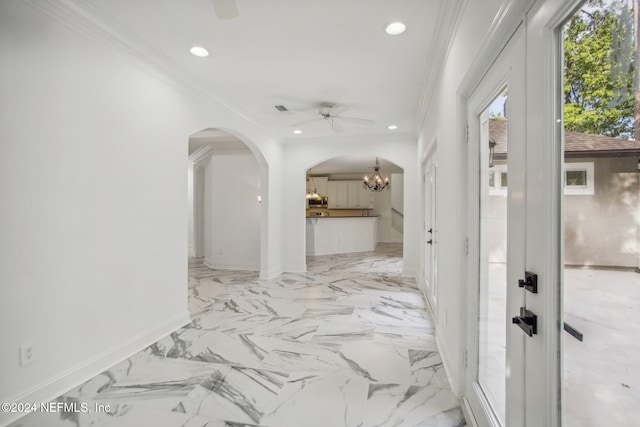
563;267;640;427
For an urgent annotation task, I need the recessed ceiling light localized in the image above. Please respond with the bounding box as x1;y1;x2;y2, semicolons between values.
387;125;398;130
385;22;406;35
293;130;302;134
190;46;209;57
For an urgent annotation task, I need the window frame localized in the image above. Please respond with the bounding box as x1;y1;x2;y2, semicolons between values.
563;161;594;195
489;164;508;195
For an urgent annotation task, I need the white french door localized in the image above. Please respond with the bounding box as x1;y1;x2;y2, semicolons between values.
465;24;528;427
462;0;634;426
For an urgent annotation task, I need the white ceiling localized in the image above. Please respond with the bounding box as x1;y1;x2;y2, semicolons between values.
79;0;450;171
310;155;403;176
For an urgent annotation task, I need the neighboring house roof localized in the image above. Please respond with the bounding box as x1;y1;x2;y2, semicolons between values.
489;119;640;158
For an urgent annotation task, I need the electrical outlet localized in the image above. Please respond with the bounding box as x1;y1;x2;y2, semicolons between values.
20;344;36;366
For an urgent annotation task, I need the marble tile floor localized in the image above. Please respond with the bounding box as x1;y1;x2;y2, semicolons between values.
9;243;466;427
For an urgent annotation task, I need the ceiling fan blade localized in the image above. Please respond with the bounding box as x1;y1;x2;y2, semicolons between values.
291;117;323;127
335;116;375;125
331;119;344;133
329;105;348;116
212;0;239;20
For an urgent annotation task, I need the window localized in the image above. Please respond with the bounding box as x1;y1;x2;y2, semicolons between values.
566;170;586;186
488;165;508;195
490;162;594;196
500;172;508;187
564;162;594;195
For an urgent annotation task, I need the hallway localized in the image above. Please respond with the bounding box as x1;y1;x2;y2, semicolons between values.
9;244;465;427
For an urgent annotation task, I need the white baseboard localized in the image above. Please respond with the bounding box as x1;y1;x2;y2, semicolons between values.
203;259;260;272
260;267;283;280
461;396;480;427
402;268;417;277
422;292;437;324
282;264;307;273
0;311;190;427
436;333;462;397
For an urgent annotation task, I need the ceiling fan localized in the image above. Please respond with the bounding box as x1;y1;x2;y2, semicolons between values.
212;0;239;20
292;103;374;133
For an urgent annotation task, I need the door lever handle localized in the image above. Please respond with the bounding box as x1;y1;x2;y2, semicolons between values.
563;322;583;342
512;307;537;336
518;271;538;293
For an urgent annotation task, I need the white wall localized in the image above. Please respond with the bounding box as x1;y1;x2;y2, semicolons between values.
0;2;284;424
283;135;419;275
204;151;261;270
391;173;404;215
373;178;403;243
416;0;508;395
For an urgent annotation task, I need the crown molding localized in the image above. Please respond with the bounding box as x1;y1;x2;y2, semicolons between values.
22;0;281;142
457;0;535;98
282;132;416;146
24;0;210;100
417;0;467;123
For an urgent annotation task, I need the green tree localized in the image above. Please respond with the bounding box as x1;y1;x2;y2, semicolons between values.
489;111;506;120
564;0;635;139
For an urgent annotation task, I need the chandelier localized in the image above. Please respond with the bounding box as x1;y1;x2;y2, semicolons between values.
363;158;390;192
306;173;320;199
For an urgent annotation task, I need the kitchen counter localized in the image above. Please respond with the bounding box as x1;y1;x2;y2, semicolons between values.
306;216;378;255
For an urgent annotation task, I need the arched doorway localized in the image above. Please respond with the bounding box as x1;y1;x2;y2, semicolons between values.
188;128;263;272
304;155;404;269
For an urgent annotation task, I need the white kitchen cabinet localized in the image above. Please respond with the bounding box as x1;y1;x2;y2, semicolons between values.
346;181;360;207
348;181;373;209
327;181;373;209
327;181;348;208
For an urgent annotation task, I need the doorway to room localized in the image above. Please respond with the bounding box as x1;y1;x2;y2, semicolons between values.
304;155;404;262
423;146;438;312
188;128;263;273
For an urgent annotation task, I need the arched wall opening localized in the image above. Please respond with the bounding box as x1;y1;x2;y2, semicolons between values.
282;134;418;276
188;128;267;273
304;155;404;259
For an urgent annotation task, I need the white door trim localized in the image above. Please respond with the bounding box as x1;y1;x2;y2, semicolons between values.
464;23;527;427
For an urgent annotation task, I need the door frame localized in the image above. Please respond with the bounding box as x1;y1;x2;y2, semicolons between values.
524;1;584;426
464;23;527;427
423;143;438;311
457;0;583;426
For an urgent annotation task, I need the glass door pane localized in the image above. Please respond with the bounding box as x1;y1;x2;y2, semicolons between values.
478;90;509;425
562;2;640;425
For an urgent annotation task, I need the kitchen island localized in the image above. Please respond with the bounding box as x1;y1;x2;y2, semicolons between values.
306;216;378;256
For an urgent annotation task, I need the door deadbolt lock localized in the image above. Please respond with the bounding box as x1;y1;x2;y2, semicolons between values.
512;307;537;337
518;271;538;293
